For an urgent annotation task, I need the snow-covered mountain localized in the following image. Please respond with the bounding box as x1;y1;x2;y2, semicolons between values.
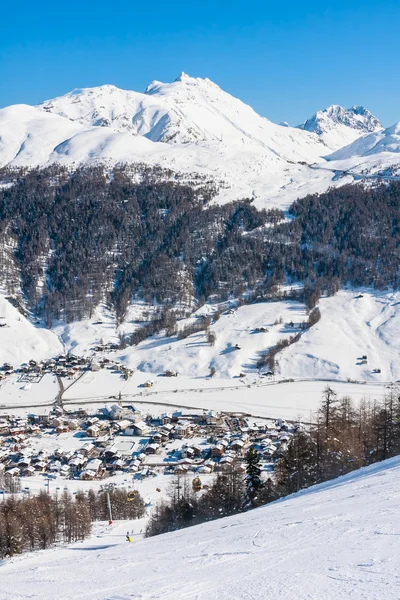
0;74;338;208
37;72;328;153
0;74;398;208
298;104;382;150
2;455;400;599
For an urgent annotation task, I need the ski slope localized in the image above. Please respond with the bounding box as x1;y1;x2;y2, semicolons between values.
2;456;400;599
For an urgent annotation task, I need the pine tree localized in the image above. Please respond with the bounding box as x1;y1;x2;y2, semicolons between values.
245;446;263;507
277;430;318;494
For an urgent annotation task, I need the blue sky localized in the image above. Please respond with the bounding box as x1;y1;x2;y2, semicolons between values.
1;0;399;126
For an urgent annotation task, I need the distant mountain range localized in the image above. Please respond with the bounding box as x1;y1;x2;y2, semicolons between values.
0;73;399;208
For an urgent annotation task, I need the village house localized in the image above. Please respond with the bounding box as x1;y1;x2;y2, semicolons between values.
0;420;10;436
80;442;97;457
114;419;133;433
132;421;149;436
80;458;103;479
230;439;245;454
212;443;226;457
173;422;192;439
56;425;69;434
87;425;101;438
145;443;160;455
69;455;87;473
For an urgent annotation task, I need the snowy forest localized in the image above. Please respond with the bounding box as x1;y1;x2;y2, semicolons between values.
0;164;399;328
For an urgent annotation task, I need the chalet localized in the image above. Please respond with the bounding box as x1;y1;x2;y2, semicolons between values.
69;455;87;473
33;461;47;472
115;420;133;433
212;444;226;457
60;464;70;477
174;464;189;473
82;458;103;478
160;423;174;436
164;369;178;377
230;439;245;453
0;420;10;435
192;445;203;458
174;422;191;439
27;425;40;435
146;443;160;455
87;425;101;438
56;425;69;434
23;466;36;477
6;467;20;477
128;459;141;472
109;405;136;421
132;421;149;436
49;460;62;472
33;413;50;426
161;413;172;425
235;462;247;474
218;456;234;471
109;458;125;471
80;442;96;457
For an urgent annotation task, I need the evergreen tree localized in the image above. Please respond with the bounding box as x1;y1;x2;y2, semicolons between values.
277;430;318;495
245;446;263;507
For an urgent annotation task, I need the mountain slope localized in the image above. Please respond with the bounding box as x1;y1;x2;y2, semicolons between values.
298;104;382;150
325;121;400;178
2;456;400;599
0;294;62;366
38;73;328;158
0;104;85;167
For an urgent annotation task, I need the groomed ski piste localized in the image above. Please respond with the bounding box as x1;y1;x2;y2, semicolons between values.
1;456;400;599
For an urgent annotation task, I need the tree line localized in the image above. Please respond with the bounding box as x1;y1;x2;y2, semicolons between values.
0;487;145;558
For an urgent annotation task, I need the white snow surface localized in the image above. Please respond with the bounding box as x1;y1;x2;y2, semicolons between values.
0;295;62;366
1;74;396;209
2;456;400;599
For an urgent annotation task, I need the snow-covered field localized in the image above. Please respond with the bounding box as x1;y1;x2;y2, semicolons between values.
0;289;397;419
55;290;400;384
0;373;58;409
2;455;400;599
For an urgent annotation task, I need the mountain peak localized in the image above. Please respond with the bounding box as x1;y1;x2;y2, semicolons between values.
299;104;382;135
174;71;192;82
297;104;382;150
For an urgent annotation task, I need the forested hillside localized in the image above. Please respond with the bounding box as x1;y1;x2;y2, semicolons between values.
0;164;399;327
